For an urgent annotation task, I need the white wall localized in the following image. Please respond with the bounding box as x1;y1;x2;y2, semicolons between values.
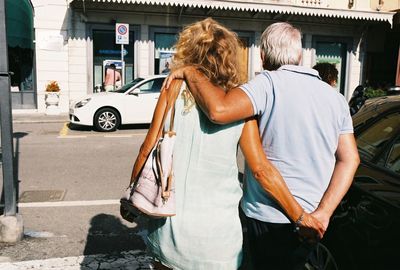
32;0;70;113
138;24;151;78
67;10;88;105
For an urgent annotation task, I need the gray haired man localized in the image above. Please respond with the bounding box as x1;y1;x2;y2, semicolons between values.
165;22;359;269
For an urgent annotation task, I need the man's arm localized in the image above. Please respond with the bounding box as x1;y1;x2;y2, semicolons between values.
165;66;254;124
312;133;360;229
240;118;325;239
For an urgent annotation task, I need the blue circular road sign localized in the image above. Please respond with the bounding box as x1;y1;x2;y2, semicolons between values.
117;25;128;35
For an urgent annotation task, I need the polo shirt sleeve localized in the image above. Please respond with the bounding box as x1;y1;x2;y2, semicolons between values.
340;97;354;134
239;72;272;116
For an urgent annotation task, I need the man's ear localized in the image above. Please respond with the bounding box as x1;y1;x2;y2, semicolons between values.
297;54;302;65
260;51;266;70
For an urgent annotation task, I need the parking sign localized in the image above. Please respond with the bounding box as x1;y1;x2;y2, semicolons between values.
116;23;129;45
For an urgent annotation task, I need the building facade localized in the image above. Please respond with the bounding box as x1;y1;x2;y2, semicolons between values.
11;0;398;113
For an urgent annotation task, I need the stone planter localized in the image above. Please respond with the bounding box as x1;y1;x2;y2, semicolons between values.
45;92;60;115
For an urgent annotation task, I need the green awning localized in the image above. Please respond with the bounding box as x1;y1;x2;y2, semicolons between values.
6;0;34;49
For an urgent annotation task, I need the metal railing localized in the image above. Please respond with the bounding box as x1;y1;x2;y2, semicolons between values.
223;0;331;8
294;0;328;7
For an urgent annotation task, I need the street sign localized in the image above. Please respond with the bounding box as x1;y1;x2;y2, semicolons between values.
115;23;129;45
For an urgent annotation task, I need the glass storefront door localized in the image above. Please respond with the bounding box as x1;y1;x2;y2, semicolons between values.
314;37;351;95
93;29;136;91
151;27;179;75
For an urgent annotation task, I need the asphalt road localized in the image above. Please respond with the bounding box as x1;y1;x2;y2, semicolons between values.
14;122;149;201
1;122;151;264
0;121;246;268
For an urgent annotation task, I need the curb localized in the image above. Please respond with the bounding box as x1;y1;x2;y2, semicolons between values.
12;119;68;124
12;113;69;124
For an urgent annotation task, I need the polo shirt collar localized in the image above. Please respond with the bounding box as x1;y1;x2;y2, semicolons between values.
278;65;321;80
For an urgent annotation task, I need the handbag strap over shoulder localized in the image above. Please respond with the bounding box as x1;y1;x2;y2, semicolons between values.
162;80;182;137
129;79;184;187
157;79;182;201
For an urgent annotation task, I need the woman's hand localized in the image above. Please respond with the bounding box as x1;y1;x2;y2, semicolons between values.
162;66;196;90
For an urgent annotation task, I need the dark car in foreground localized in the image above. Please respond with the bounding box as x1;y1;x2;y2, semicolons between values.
307;95;400;270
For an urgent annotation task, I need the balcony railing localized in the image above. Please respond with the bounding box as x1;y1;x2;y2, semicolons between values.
241;0;330;8
219;0;395;11
294;0;328;7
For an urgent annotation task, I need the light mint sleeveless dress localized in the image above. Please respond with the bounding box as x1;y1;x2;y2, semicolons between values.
147;84;244;270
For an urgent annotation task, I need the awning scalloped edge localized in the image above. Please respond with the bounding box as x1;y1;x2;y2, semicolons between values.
70;0;395;24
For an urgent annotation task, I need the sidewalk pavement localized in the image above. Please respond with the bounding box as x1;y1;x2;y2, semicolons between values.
0;251;153;270
12;112;69;124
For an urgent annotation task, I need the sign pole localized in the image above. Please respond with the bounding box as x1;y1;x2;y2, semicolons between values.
121;44;124;86
0;0;16;217
0;0;23;243
116;23;128;86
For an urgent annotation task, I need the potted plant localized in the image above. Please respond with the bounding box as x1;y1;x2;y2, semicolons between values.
364;87;386;99
45;81;61;115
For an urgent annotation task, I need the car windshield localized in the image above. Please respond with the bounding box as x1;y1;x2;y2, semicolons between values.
111;78;144;93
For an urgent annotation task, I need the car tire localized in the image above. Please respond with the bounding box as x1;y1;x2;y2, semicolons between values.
305;243;339;270
94;108;120;132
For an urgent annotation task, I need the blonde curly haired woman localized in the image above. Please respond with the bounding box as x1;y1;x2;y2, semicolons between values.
135;18;322;270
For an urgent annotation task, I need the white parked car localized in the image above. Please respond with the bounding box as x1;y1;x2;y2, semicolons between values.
69;75;167;132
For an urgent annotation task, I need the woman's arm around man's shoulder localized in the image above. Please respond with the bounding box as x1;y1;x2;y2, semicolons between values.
164;66;254;124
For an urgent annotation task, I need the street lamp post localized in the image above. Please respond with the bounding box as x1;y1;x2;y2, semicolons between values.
0;0;23;243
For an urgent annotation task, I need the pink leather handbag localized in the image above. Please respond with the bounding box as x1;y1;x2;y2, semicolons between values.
120;80;182;222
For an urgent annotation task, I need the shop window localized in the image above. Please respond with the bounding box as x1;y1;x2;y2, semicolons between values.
313;37;351;96
315;42;347;94
151;28;179;74
8;47;34;92
93;29;135;91
6;0;36;109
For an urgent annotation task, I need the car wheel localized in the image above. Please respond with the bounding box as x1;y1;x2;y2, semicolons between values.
305;243;338;270
94;108;120;132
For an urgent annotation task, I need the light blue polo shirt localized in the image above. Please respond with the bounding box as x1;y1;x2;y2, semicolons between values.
240;65;353;223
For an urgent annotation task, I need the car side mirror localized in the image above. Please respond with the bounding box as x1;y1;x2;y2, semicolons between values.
130;88;140;96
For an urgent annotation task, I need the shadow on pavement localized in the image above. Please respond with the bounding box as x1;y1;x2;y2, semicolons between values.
68;123;150;132
81;213;149;269
68;123;93;132
0;147;2;215
119;124;150;130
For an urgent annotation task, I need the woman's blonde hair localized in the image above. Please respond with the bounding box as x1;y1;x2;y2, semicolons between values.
172;18;242;90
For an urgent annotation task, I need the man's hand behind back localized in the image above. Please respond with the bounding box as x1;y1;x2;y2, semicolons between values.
297;212;326;243
311;209;330;232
